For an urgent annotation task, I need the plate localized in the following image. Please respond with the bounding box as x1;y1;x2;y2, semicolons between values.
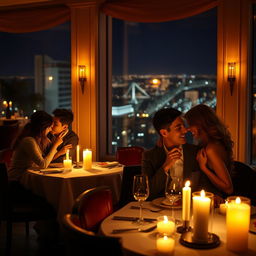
96;161;119;168
152;197;182;209
39;168;64;174
250;217;256;234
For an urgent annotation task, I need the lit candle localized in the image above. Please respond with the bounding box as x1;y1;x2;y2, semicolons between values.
156;235;175;255
226;197;250;253
83;149;92;170
219;202;227;215
3;100;7;108
8;101;12;107
63;159;72;170
192;190;211;242
157;216;175;235
76;145;80;163
182;180;191;221
66;149;69;160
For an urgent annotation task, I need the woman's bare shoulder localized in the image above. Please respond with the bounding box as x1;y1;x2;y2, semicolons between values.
205;142;226;155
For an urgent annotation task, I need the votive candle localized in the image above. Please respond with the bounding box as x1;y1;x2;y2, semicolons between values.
63;159;72;170
156;235;175;255
157;216;175;235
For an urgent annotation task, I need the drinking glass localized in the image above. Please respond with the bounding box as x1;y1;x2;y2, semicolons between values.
165;174;182;218
132;174;150;224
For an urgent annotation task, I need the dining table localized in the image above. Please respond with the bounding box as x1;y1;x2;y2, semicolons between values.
20;162;123;222
100;200;256;256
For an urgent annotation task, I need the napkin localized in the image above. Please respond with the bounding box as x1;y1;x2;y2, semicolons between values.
39;168;64;174
112;216;157;222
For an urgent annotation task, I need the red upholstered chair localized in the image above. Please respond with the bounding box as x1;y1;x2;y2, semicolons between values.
62;213;123;256
116;146;144;166
72;186;113;233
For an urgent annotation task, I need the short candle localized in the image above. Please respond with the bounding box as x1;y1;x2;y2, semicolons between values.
83;149;92;170
226;197;250;253
63;159;72;170
156;235;175;255
157;216;175;235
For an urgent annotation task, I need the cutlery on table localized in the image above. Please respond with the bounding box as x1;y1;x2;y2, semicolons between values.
112;216;157;222
112;225;157;234
130;205;163;213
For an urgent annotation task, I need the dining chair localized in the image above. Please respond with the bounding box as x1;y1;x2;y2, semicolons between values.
0;163;56;255
116;146;144;166
62;213;124;256
117;165;142;209
72;186;113;233
0;148;13;169
231;161;256;205
0;124;19;151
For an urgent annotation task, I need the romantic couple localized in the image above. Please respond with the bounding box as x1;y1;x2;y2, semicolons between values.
142;104;234;202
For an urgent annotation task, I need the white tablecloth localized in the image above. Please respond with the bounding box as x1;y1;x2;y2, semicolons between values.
20;163;123;222
100;201;256;256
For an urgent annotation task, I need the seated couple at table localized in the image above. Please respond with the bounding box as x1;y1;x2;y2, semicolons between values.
142;105;234;202
8;108;78;182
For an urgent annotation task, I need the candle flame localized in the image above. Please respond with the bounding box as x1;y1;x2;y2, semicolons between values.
235;197;241;204
163;235;168;240
200;190;205;198
163;216;168;222
185;180;190;187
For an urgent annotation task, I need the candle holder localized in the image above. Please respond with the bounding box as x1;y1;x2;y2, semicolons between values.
176;220;191;233
74;161;82;169
156;233;175;256
157;216;176;236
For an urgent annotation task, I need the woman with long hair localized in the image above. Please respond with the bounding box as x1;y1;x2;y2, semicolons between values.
9;110;66;181
184;104;233;196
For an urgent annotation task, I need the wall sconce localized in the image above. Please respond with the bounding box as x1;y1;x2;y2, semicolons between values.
228;62;236;95
78;65;86;94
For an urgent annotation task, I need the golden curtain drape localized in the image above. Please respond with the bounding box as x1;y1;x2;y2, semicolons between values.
0;5;70;33
101;0;219;22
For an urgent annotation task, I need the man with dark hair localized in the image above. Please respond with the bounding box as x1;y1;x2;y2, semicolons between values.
142;107;200;200
48;108;79;163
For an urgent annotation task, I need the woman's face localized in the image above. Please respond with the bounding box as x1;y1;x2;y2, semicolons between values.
187;125;200;139
44;124;53;136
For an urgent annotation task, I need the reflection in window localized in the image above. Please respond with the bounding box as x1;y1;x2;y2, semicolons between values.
110;9;217;153
0;22;71;118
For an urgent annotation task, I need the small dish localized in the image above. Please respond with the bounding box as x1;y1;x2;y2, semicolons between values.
96;161;119;168
152;197;182;209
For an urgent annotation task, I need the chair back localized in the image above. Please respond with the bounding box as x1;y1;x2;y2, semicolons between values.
62;213;123;256
116;146;144;166
0;124;19;150
117;165;142;209
72;186;113;232
231;161;256;205
0;148;13;168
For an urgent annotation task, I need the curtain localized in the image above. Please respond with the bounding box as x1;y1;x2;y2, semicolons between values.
0;5;70;33
101;0;219;22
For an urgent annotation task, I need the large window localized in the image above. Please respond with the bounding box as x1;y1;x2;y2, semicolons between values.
110;9;217;154
0;22;71;118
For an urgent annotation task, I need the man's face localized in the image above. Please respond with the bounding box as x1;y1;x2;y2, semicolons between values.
51;117;67;135
160;116;187;146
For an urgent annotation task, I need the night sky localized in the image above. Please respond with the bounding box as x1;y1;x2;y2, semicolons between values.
0;8;216;77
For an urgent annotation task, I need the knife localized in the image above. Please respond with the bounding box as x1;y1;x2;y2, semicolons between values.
112;216;157;222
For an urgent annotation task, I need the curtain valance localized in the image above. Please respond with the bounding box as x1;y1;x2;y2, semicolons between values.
0;5;70;33
101;0;219;22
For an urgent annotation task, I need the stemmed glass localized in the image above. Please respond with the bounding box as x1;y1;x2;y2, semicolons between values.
132;174;150;225
165;173;182;218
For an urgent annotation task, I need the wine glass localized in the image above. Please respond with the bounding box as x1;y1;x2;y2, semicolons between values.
165;173;182;218
132;174;150;224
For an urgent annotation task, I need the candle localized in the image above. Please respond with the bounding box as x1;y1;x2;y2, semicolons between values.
156;235;175;255
226;197;250;253
219;202;227;215
66;149;69;160
63;159;72;170
182;180;191;221
192;190;211;242
157;216;175;235
76;145;80;163
83;149;92;170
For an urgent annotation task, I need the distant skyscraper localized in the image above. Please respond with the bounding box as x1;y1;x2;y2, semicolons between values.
34;55;71;113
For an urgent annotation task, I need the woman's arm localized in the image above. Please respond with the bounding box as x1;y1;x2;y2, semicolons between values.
197;144;233;195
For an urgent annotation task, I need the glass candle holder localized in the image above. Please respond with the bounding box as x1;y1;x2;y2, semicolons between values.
156;233;175;256
63;158;72;171
192;190;214;243
226;196;251;253
157;216;176;236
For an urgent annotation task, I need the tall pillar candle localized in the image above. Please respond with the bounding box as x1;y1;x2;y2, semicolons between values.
83;149;92;170
192;190;211;242
182;180;191;221
76;145;80;163
226;197;250;253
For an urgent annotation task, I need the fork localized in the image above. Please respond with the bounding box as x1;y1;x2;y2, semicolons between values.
112;225;157;234
130;205;163;213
